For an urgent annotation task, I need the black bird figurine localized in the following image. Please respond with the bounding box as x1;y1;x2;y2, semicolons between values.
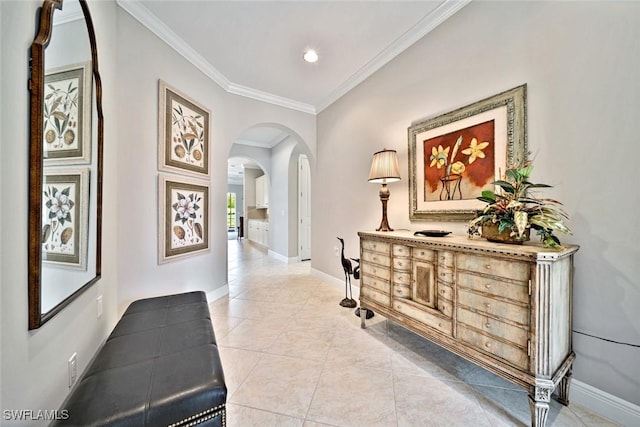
337;237;357;308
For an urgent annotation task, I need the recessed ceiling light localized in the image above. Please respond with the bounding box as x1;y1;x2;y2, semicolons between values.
303;49;318;63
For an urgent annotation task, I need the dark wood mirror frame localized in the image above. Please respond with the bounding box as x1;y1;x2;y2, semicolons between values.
28;0;103;329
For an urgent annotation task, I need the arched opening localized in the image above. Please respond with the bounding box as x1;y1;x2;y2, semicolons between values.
226;123;313;272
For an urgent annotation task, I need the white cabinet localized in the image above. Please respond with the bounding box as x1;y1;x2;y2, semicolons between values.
359;230;579;427
255;175;269;209
248;220;268;248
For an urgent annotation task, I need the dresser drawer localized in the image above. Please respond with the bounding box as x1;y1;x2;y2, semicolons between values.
436;283;453;301
436;267;453;284
437;251;455;268
458;289;529;326
457;308;528;347
458;324;528;370
393;270;411;285
458;272;529;304
362;240;389;254
437;299;453;318
393;300;452;336
393;284;411;299
457;253;530;282
361;274;390;294
362;250;391;267
393;244;411;257
393;257;411;271
412;248;435;262
361;286;391;307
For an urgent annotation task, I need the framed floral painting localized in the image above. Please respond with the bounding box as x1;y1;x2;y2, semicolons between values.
158;80;210;177
408;85;527;221
158;174;210;264
43;61;92;165
42;168;90;269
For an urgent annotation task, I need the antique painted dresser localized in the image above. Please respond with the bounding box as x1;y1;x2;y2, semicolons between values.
358;230;579;427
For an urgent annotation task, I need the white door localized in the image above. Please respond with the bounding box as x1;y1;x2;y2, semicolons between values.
298;155;311;261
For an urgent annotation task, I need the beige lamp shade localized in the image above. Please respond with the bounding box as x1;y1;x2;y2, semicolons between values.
368;149;401;184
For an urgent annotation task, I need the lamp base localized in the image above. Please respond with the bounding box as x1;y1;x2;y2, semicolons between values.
376;222;394;232
376;184;393;232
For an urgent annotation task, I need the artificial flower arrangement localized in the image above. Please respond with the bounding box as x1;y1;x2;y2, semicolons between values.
467;160;571;248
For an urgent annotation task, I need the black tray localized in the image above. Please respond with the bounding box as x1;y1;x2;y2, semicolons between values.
413;230;451;237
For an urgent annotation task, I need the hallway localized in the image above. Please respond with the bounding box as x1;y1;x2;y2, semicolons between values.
212;240;615;426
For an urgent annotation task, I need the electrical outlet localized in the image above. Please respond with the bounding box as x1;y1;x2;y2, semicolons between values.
97;295;103;319
68;353;77;388
334;246;339;257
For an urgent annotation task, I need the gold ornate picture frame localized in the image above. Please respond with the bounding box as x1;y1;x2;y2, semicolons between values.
408;84;527;221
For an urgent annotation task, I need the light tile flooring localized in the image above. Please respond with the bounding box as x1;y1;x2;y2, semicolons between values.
210;240;618;427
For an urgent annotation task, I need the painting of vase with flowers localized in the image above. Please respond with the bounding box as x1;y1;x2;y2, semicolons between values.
423;119;496;202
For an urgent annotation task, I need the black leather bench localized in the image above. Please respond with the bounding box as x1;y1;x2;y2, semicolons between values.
53;291;227;426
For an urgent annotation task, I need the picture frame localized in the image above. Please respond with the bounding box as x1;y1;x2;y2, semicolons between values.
158;80;211;177
43;61;92;165
158;174;210;264
408;84;527;221
42;167;90;269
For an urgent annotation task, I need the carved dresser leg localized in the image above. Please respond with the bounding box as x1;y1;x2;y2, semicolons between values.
557;366;573;406
360;308;367;329
529;386;552;427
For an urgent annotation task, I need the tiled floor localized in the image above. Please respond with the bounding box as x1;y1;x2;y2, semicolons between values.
210;239;618;427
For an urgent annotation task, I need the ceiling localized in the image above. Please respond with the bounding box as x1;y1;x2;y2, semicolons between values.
116;0;469;182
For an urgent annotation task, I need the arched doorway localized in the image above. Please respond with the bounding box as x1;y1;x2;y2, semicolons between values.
227;123;314;266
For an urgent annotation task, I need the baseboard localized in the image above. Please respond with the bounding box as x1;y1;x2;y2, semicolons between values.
572;380;640;426
311;268;360;299
268;250;298;264
206;284;229;303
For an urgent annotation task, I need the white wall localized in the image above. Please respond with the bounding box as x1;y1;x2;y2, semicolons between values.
114;8;315;313
269;136;308;260
0;0;120;422
314;0;640;407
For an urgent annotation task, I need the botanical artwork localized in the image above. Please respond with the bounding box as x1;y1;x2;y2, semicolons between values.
409;85;527;221
159;80;210;177
159;174;210;263
42;168;89;269
43;62;92;164
423;120;495;201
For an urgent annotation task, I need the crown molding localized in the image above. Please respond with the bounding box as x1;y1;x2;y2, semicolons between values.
116;0;468;116
116;0;231;89
116;0;315;114
228;83;316;115
315;0;471;113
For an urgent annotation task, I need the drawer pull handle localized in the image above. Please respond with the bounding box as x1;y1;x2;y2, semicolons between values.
438;323;443;328
485;303;491;309
440;272;446;277
485;284;491;289
440;290;445;295
485;323;491;328
485;342;491;348
485;264;491;270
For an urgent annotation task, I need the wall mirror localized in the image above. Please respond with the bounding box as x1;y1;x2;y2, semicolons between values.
28;0;103;329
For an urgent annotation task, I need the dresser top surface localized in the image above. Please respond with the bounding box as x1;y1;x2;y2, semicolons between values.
358;230;579;260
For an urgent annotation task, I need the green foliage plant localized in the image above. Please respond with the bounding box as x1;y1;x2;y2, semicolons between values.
467;161;571;248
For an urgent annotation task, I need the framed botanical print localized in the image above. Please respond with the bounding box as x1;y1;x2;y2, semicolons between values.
158;174;210;264
408;85;527;221
42;168;90;269
158;80;210;177
43;61;92;165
